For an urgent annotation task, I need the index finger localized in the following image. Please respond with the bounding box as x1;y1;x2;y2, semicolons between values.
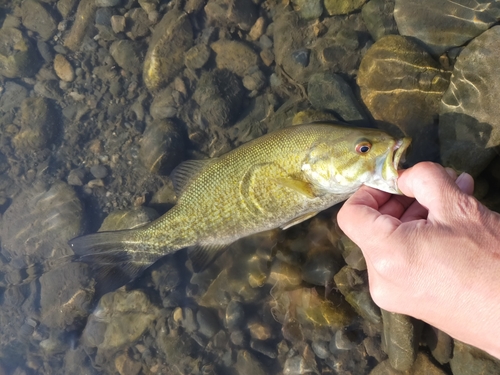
337;186;402;245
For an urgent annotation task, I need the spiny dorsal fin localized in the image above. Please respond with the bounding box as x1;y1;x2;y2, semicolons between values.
170;159;212;196
188;243;230;273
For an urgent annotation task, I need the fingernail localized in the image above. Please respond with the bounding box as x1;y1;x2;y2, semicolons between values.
444;167;457;180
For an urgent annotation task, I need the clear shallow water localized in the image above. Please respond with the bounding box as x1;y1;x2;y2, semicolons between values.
0;0;499;374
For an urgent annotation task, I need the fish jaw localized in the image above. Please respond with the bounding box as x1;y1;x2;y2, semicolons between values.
364;137;411;194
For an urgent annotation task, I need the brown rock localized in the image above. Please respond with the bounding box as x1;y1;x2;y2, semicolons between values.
115;352;142;375
211;39;259;77
54;54;75;82
143;9;193;91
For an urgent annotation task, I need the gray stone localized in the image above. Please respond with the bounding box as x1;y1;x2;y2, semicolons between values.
439;26;500;176
21;0;57;41
226;300;245;330
381;310;422;372
95;7;115;26
308;72;367;123
362;0;398;41
236;350;266;375
82;289;158;350
125;8;151;39
394;0;500;55
0;82;28;112
242;68;266;91
39;262;93;329
204;0;258;31
184;44;211;70
1;181;83;266
193;69;244;128
0;28;41;78
139;119;185;175
196;308;220;338
311;340;329;359
110;40;144;75
211;40;260;77
291;0;323;20
90;165;108;179
96;0;121;7
12;97;57;153
324;0;366;15
450;340;500;375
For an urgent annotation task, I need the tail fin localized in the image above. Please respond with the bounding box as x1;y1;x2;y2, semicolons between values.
69;230;165;295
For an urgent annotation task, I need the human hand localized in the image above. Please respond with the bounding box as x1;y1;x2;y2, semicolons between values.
337;162;500;359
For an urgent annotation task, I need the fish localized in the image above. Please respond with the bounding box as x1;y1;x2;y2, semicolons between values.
69;122;411;287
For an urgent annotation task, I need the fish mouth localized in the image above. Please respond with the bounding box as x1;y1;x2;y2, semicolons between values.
365;136;412;195
392;137;412;172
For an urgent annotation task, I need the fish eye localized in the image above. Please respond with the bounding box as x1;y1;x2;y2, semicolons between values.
355;141;371;154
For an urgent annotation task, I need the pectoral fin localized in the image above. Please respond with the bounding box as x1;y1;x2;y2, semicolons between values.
274;178;316;199
281;211;319;230
188;243;230;273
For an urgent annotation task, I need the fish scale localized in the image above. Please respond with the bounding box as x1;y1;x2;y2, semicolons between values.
69;122;410;291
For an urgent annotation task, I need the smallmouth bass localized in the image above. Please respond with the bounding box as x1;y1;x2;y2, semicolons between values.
70;123;411;284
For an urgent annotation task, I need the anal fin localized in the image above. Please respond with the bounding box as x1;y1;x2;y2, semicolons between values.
188;243;230;273
281;211;319;230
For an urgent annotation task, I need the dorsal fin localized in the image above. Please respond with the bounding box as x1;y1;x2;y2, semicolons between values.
170;159;211;196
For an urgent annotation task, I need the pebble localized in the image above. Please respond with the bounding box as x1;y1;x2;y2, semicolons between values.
0;28;41;78
243;68;266;91
324;0;366;15
204;0;258;31
332;330;356;351
109;40;143;74
67;168;87;186
184;44;211;70
90;165;108;179
230;330;246;346
362;0;398;41
111;15;126;33
226;300;245;330
291;49;310;67
211;40;260;77
196;308;220;339
247;321;272;341
250;339;277;359
311;340;330;359
249;16;266;40
291;0;323;20
115;352;142;375
95;7;115;26
54;54;75;82
96;0;121;7
21;0;57;41
236;350;266;375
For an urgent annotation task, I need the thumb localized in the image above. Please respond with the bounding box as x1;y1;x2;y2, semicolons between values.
397;162;469;221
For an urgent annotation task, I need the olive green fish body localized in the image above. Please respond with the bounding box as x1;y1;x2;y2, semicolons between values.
69;123;410;284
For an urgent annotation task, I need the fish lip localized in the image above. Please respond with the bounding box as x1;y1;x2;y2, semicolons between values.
392;137;411;172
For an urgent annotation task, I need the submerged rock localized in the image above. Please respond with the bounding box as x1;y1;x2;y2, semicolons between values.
1;181;83;265
324;0;367;15
450;340;500;375
21;0;57;41
308;72;367;123
211;40;260;77
193;69;244;128
381;310;421;371
110;40;144;74
0;28;41;78
204;0;258;31
362;0;398;41
394;0;500;55
139;119;185;175
439;26;500;176
357;35;450;165
39;263;94;329
12;97;58;153
143;9;193;91
82;289;159;350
